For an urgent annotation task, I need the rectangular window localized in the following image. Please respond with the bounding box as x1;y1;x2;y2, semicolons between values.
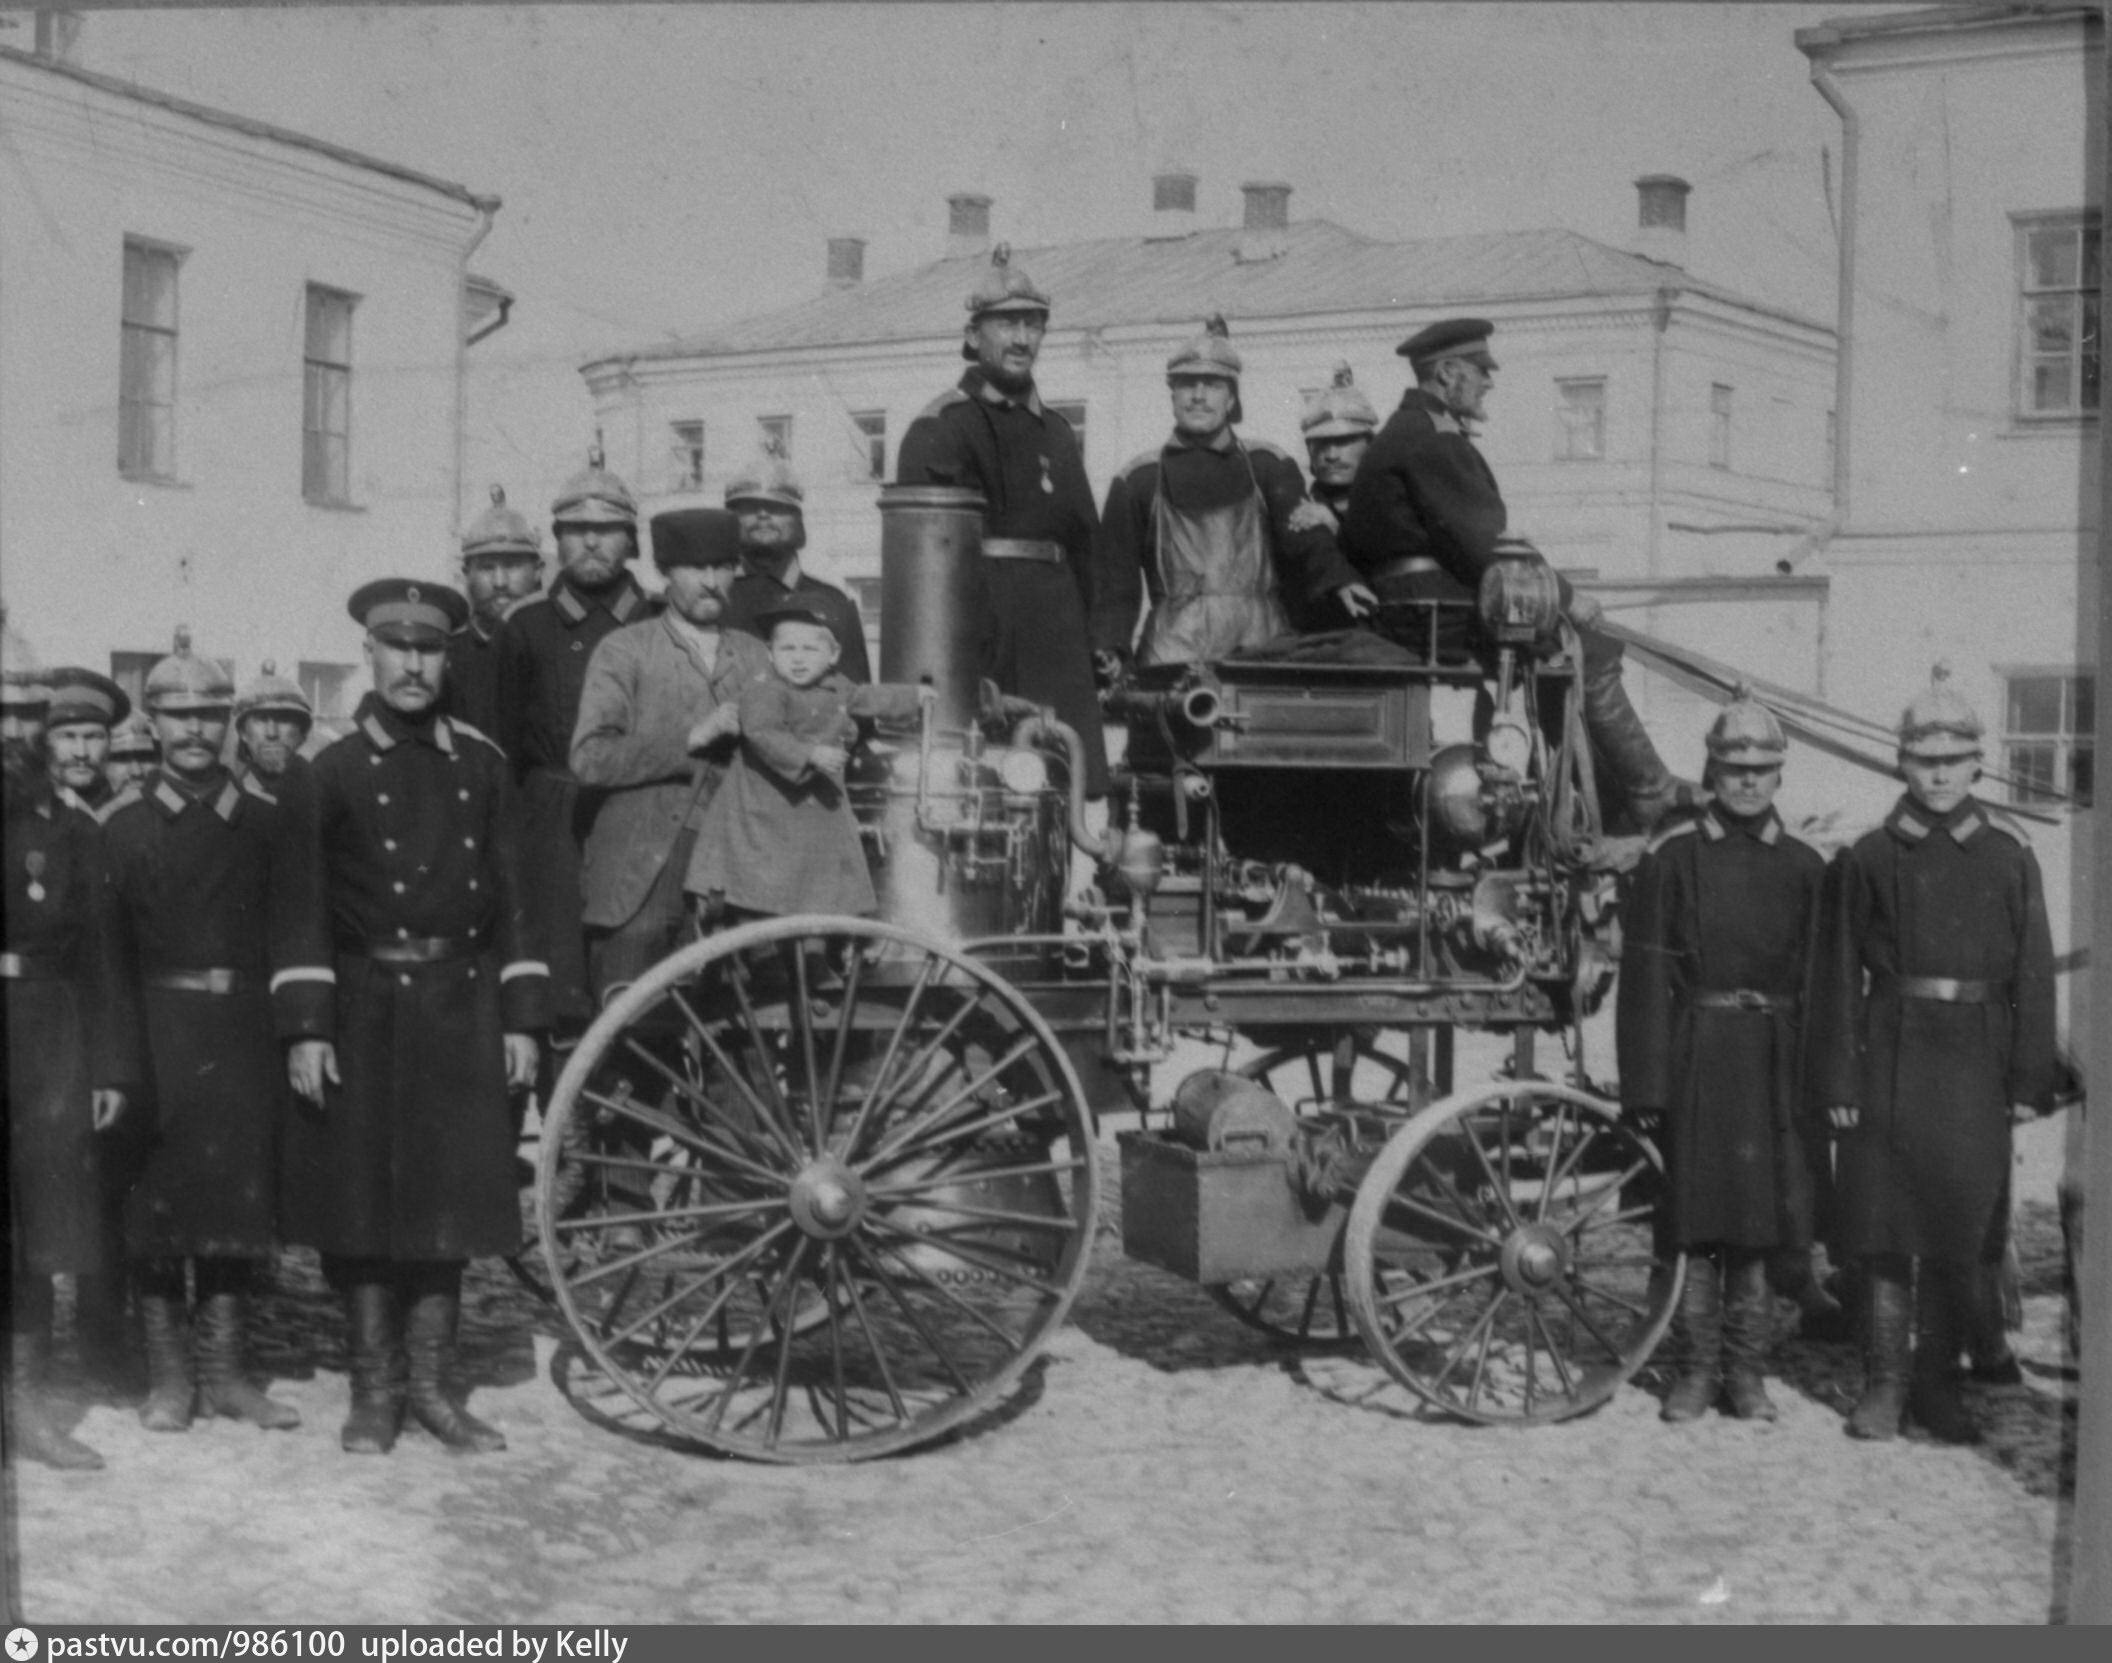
303;285;356;504
758;415;793;459
2018;214;2102;418
120;240;179;479
853;411;887;481
669;420;706;492
2003;670;2094;806
1556;377;1606;461
1047;400;1087;471
1709;383;1733;469
298;661;360;721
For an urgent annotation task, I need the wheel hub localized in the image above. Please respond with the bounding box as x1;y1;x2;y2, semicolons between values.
788;1157;867;1239
1499;1222;1570;1293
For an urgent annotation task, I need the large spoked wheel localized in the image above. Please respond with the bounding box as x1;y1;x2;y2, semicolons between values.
1343;1079;1682;1424
1206;1034;1425;1347
537;915;1098;1463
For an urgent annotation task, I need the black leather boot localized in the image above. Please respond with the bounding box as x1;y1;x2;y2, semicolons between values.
136;1260;194;1433
194;1260;299;1431
1909;1261;1981;1444
402;1263;505;1454
1661;1253;1722;1422
340;1279;404;1455
1846;1257;1911;1439
1721;1249;1779;1421
8;1322;104;1470
1579;630;1704;833
73;1269;146;1404
1963;1257;2024;1385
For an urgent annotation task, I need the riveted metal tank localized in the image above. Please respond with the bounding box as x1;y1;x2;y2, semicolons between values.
878;484;987;731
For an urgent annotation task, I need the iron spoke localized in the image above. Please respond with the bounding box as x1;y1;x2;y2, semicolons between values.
823;1245;851;1442
821;944;867;1141
1428;1287;1507;1396
863;1215;1068;1298
836;1243;910;1423
590;1072;786;1189
1535;1102;1571;1223
1567;1276;1652;1320
1375;1258;1501;1307
837;955;939;1152
1560;1158;1652;1231
700;1236;809;1436
861;1091;1068;1179
764;1237;812;1447
621;1218;800;1362
1460;1116;1526;1233
876;1195;1079;1232
865;1034;1044;1165
1526;1299;1579;1397
551;1195;785;1235
843;1236;975;1396
722;950;804;1152
1540;1118;1602;1209
788;941;826;1151
1379;1190;1506;1250
867;1241;1029;1354
664;985;807;1164
1549;1279;1632;1361
566;1222;712;1289
866;1155;1085;1200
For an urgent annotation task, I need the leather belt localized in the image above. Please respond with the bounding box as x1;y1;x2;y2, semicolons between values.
0;952;63;980
347;935;480;966
1873;973;2007;1005
146;968;255;996
982;538;1065;564
1690;988;1798;1012
1368;556;1443;582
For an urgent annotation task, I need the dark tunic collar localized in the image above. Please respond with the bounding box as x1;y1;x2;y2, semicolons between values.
550;570;647;628
1165;425;1238;456
1887;795;1986;846
962;367;1046;419
356;694;457;756
1702;803;1781;845
150;766;243;823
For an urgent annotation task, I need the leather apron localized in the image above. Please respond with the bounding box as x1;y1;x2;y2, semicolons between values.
1138;442;1291;667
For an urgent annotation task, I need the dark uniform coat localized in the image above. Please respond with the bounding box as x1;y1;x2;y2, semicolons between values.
1091;430;1355;663
896;369;1108;794
3;778;131;1277
101;768;312;1258
493;569;657;1023
723;568;872;685
277;697;549;1261
1341;388;1575;658
570;615;770;994
1806;795;2058;1262
440;615;507;742
1616;805;1826;1249
686;673;922;917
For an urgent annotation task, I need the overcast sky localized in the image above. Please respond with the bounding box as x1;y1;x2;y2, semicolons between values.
67;0;1911;485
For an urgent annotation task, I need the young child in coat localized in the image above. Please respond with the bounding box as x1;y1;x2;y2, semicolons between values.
686;604;929;919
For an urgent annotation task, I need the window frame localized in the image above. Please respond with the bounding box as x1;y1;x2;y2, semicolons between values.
119;238;183;482
757;414;794;460
1554;376;1607;462
852;410;887;482
1708;383;1733;470
2014;210;2102;423
1999;665;2094;807
669;419;706;493
302;283;358;506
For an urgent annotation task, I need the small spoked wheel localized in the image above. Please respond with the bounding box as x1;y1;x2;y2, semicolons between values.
1207;1034;1426;1347
538;915;1097;1463
1343;1079;1682;1424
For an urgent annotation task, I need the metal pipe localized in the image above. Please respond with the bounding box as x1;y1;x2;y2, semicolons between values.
1010;712;1105;857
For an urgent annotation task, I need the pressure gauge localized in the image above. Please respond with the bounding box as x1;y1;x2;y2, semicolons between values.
1486;717;1533;775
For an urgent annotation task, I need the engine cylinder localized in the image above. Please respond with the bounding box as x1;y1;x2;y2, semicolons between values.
878;484;987;731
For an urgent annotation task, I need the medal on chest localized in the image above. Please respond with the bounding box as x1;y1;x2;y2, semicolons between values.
24;850;45;903
1039;455;1054;495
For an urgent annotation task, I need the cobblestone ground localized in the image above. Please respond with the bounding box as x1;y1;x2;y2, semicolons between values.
6;1117;2079;1625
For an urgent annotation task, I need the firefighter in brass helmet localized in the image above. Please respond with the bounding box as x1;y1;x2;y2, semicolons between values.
101;631;307;1437
1290;364;1382;628
494;445;657;1030
1618;688;1826;1422
1809;665;2058;1443
105;712;162;797
896;244;1107;798
232;660;314;786
444;484;545;739
718;456;871;684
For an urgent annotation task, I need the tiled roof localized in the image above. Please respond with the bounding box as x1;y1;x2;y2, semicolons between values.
599;219;1825;366
0;44;498;212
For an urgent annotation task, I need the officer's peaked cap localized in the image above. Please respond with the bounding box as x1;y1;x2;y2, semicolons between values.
1399;317;1498;372
44;666;130;729
1898;662;1984;758
650;507;745;571
461;485;543;560
349;578;469;647
550;442;638;528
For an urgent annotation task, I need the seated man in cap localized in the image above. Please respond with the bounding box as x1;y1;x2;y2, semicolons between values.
44;666;128;816
281;579;547;1456
104;712;161;798
232;660;314;787
1342;319;1695;831
444;485;546;743
3;660;133;1469
897;245;1108;799
1093;318;1359;668
572;507;770;999
102;634;309;1438
718;458;873;684
1807;666;2058;1445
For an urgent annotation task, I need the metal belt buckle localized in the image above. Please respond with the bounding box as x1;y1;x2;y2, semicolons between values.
1733;989;1770;1011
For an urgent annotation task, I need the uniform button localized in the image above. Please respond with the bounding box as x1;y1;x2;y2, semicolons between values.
463;836;475;848
399;974;412;988
468;878;480;891
571;641;584;652
459;789;470;801
369;756;381;767
393;881;406;894
397;926;411;939
466;967;478;980
378;794;390;805
384;839;398;851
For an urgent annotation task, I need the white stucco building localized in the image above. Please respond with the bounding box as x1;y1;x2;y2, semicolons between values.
0;35;507;716
579;177;1837;691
